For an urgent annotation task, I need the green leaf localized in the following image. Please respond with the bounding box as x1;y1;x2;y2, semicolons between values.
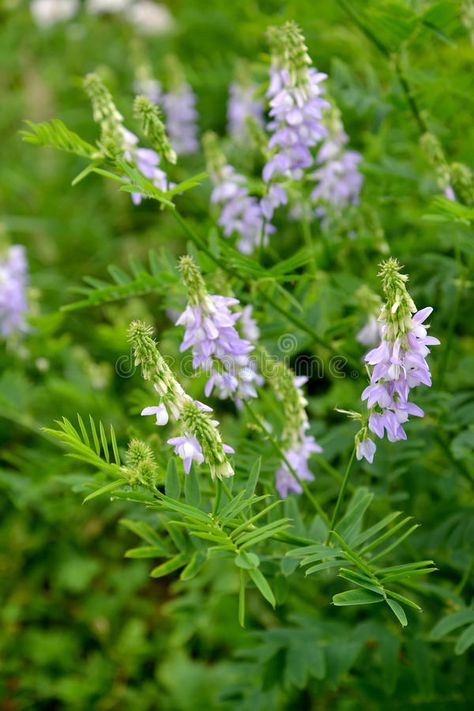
234;552;260;570
333;589;384;606
150;553;188;578
430;609;474;640
180;551;206;581
165;171;208;198
455;623;474;655
82;478;128;503
336;489;373;542
119;519;162;546
249;568;276;608
125;546;168;558
165;458;181;500
239;569;246;628
184;467;200;507
244;457;261;500
386;599;408;627
21;119;96;158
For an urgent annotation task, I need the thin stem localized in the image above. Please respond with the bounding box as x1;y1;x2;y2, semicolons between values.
243;400;330;527
213;478;223;514
301;209;317;276
438;245;469;388
326;446;356;544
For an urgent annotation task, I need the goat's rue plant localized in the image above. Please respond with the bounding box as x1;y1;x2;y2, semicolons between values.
17;14;474;682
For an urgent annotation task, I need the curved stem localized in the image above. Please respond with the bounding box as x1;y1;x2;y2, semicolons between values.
326;446;356;544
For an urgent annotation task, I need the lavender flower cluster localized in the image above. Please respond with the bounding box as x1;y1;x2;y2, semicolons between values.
163;83;199;156
311;125;363;212
275;375;323;498
177;257;262;403
261;23;329;222
357;260;440;463
0;245;29;337
210;163;274;254
122;127;169;205
135;72;199;157
227;81;264;142
130;321;235;479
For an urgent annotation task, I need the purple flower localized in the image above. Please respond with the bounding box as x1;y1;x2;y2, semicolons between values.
134;76;163;105
309;120;363;215
122;128;169;205
311;149;363;209
357;315;382;347
240;305;260;342
176;294;261;401
276;433;322;498
141;403;169;425
227;81;264;141
167;434;204;474
209;163;274;254
0;245;28;337
163;83;199;156
262;64;329;221
362;306;439;454
273;372;323;499
356;437;376;464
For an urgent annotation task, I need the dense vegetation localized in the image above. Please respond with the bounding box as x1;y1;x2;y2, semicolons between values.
1;1;473;709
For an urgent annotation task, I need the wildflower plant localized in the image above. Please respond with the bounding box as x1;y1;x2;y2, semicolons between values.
11;7;474;707
357;259;440;462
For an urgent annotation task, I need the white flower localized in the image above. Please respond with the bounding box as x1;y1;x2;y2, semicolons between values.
125;1;174;35
87;0;131;13
31;0;78;27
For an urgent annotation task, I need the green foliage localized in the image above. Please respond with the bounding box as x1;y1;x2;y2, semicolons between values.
2;0;474;709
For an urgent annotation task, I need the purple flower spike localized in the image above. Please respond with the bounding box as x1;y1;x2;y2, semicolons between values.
163;83;199;156
360;259;440;462
227;81;264;141
0;245;29;337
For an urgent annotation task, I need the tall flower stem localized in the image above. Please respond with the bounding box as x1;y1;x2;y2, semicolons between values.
438;247;471;389
326;446;356;544
243;400;330;526
213;478;223;514
301;210;318;276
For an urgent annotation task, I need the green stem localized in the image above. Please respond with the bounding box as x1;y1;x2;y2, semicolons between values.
326;446;356;544
213;478;223;514
243;400;330;527
301;210;317;276
438;246;468;388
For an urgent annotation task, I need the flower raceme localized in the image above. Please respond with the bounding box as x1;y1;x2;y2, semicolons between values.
204;132;273;254
129;321;234;479
84;76;174;205
227;79;264;142
357;259;440;463
163;82;199;156
262;22;329;222
177;256;262;403
310;108;363;214
259;349;322;498
0;245;29;337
